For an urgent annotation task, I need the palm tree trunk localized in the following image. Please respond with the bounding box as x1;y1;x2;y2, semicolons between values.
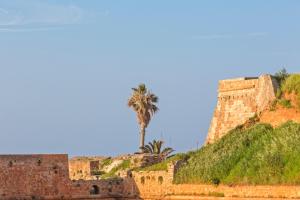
139;125;146;152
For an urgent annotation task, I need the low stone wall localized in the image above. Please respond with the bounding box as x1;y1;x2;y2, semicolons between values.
123;170;173;199
123;164;300;199
168;184;300;199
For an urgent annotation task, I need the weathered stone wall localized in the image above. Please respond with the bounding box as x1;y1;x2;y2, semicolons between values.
0;154;71;199
69;158;98;180
0;154;126;200
70;179;124;198
123;170;172;199
69;156;108;180
206;74;278;144
69;159;92;180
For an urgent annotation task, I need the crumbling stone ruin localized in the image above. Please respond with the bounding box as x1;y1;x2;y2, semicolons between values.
206;74;278;144
69;156;106;180
69;154;162;181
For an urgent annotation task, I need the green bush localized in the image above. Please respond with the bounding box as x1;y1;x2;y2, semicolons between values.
281;74;300;108
274;68;289;86
273;68;289;98
278;99;292;108
174;122;300;185
281;74;300;94
211;178;221;185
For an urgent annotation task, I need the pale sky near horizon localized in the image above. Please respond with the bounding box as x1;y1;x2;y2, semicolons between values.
0;0;299;156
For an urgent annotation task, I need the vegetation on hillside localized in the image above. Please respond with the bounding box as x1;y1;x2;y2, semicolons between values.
101;159;131;179
128;84;159;152
100;157;113;168
173;121;300;185
272;69;300;109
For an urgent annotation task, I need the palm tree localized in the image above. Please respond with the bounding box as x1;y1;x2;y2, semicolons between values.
141;140;174;159
128;84;159;152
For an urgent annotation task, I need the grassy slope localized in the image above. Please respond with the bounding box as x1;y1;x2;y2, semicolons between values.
174;122;300;185
101;159;131;179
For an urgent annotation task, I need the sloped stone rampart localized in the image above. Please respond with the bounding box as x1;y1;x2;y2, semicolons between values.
206;75;278;144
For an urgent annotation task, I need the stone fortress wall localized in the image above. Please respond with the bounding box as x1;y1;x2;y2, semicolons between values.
0;154;124;200
0;154;71;199
1;154;299;199
206;74;278;144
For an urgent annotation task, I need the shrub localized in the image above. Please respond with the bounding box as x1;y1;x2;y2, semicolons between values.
273;68;289;100
278;99;292;108
281;74;300;108
211;178;221;185
281;74;300;94
274;68;289;86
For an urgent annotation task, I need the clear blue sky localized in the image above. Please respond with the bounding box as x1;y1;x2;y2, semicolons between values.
0;0;299;156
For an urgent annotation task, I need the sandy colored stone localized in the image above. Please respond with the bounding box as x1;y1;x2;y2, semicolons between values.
206;75;278;144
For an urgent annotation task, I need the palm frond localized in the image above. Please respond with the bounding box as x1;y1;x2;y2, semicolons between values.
140;145;153;153
142;139;174;158
161;147;174;155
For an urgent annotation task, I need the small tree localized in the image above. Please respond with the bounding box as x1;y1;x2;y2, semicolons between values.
140;140;174;159
128;84;159;152
274;68;289;85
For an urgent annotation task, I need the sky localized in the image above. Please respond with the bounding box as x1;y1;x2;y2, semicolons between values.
0;0;299;156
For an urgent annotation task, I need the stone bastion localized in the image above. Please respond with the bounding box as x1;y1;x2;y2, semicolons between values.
206;74;278;144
